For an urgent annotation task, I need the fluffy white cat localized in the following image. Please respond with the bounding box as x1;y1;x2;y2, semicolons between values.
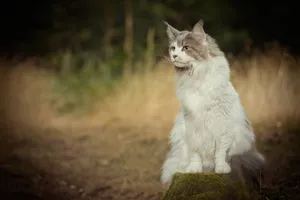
160;20;265;185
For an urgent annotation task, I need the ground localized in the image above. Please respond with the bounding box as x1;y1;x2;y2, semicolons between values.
0;119;168;200
0;61;300;200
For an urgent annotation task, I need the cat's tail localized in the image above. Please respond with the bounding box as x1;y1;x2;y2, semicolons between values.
161;150;182;185
230;148;266;184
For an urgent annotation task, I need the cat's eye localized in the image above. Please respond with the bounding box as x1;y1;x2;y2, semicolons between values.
170;46;175;51
182;46;189;51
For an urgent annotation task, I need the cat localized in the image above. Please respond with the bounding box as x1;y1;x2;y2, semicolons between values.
160;20;266;185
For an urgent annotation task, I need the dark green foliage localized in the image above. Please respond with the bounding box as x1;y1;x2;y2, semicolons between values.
5;0;252;57
2;0;300;56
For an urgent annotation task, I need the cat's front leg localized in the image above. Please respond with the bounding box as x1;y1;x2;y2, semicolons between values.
184;151;203;173
214;137;231;174
177;142;203;173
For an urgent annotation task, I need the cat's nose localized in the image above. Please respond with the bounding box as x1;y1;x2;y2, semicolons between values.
173;55;177;59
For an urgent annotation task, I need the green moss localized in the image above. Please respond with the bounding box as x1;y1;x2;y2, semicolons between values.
162;173;258;200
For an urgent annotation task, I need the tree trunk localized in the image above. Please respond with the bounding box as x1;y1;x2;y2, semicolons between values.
123;0;133;75
103;1;114;60
144;27;155;72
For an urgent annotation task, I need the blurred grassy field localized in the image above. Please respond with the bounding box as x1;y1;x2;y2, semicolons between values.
45;45;300;135
0;45;300;199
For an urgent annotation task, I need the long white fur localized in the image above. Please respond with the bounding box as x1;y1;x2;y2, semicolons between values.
161;39;264;184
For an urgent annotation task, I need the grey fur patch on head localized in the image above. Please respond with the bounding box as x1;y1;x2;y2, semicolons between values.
164;20;224;60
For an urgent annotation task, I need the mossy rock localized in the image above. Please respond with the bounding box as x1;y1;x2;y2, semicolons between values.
162;173;260;200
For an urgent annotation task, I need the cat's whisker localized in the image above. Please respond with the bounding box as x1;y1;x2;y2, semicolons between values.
163;56;172;62
161;54;172;62
157;47;170;60
161;59;173;65
157;50;173;65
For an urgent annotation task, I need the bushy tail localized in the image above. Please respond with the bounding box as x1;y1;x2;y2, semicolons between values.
230;149;266;185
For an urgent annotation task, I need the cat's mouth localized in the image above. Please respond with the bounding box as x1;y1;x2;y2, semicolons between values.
173;61;190;73
174;65;190;73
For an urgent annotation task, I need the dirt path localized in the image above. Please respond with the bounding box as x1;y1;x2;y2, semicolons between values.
0;118;170;200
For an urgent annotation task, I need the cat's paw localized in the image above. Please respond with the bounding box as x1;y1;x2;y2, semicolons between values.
215;162;231;174
177;161;189;172
184;162;203;173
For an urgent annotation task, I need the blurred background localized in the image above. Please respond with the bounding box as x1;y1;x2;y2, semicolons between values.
0;0;300;199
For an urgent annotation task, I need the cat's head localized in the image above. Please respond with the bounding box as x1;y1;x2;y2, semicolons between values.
164;20;224;74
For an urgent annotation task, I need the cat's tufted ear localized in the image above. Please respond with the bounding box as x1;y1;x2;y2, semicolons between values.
164;21;180;41
192;20;207;44
192;20;205;35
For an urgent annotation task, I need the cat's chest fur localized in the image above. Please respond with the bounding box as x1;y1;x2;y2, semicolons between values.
181;88;204;114
177;81;213;119
176;75;233;152
178;85;217;152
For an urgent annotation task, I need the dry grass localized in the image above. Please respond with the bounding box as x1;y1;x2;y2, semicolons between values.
231;47;300;132
0;60;56;127
2;46;300;134
91;61;179;129
78;46;300;137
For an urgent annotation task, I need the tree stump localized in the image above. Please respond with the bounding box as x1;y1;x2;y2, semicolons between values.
162;173;261;200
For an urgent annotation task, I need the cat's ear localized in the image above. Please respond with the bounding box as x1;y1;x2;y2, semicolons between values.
192;20;205;35
164;21;180;41
192;20;207;43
